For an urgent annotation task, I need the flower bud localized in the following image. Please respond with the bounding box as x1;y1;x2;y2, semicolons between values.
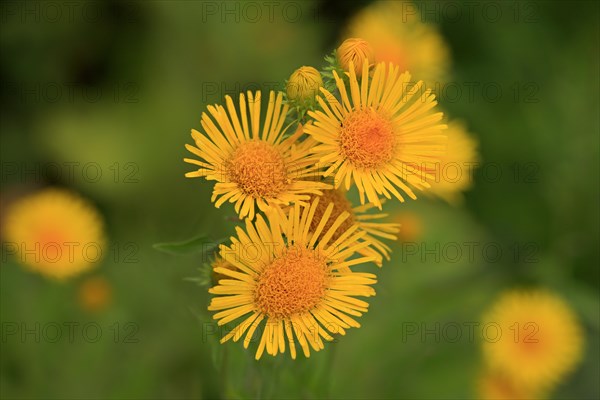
337;38;374;77
286;66;323;103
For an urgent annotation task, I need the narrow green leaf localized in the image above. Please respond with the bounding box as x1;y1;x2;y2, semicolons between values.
152;235;225;256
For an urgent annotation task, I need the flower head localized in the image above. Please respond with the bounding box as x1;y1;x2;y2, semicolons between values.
305;59;447;208
2;188;105;280
208;198;377;359
482;289;584;391
184;91;330;220
337;38;374;77
345;1;450;86
286;66;323;103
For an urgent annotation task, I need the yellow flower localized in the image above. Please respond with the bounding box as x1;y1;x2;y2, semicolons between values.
184;91;330;221
2;188;105;280
286;66;323;103
78;275;112;313
345;1;451;86
337;38;374;77
208;198;377;359
427;121;480;204
482;289;584;391
478;370;544;400
306;189;399;266
305;59;447;208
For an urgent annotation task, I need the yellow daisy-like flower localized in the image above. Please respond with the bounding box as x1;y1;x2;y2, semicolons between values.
345;0;451;86
306;189;399;266
305;59;447;208
427;121;480;204
208;198;377;359
482;289;584;391
2;188;105;280
478;370;544;400
184;91;330;220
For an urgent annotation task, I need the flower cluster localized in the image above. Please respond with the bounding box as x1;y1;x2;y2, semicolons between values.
184;34;478;359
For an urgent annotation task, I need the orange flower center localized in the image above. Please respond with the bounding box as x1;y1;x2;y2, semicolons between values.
254;245;329;319
309;190;355;242
36;228;68;262
227;141;288;198
339;109;395;168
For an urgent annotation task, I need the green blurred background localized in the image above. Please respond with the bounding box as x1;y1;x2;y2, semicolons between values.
1;0;598;399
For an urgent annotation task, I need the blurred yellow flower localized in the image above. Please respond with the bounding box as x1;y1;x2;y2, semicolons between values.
3;188;105;280
78;275;112;313
307;189;399;266
184;91;330;221
478;370;543;400
208;198;377;359
286;66;323;103
345;1;451;86
427;121;480;204
305;59;447;208
482;289;584;392
337;38;374;77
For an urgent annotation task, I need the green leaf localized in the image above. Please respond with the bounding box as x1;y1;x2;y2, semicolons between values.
152;235;225;256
